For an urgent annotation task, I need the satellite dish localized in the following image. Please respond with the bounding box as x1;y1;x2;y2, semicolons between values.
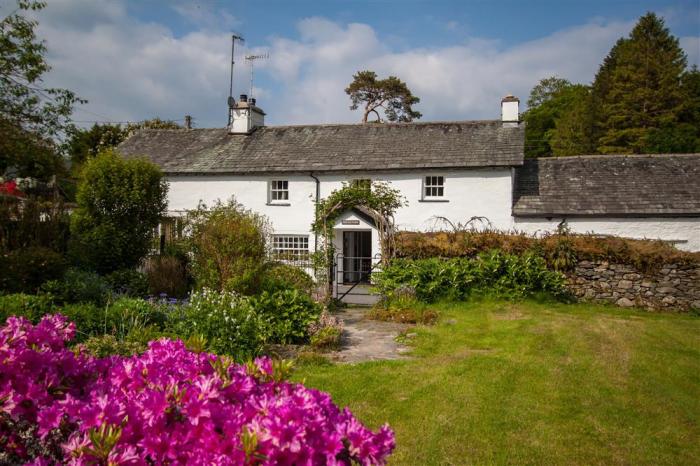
228;96;236;108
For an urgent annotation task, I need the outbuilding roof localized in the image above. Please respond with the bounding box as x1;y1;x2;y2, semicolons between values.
513;154;700;217
117;120;524;174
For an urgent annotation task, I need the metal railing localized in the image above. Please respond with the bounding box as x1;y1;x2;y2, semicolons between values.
334;253;382;301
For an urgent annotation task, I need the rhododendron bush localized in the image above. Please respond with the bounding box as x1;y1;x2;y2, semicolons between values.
0;315;395;465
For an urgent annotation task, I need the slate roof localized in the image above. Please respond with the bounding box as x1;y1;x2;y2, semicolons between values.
117;120;524;174
513;154;700;217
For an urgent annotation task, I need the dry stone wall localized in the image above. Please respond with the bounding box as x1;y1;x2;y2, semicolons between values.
566;261;700;311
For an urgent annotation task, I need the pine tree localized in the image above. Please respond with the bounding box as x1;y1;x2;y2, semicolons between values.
593;13;688;154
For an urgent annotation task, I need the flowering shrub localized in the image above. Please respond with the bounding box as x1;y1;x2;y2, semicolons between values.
0;315;395;465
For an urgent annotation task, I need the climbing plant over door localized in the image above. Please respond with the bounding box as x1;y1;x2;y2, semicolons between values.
312;181;405;297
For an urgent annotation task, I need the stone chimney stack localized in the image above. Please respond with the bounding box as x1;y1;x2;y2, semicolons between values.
501;94;520;125
229;94;266;134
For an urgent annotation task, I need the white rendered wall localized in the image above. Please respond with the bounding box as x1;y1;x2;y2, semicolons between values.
166;172;700;255
167;174;318;247
513;217;700;251
318;168;515;232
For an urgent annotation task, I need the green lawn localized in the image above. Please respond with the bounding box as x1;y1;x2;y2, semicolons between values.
293;299;700;465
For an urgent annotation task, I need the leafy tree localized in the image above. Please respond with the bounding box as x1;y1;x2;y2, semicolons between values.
1;0;83;179
550;93;597;156
0;0;82;137
523;77;590;157
69;149;168;274
593;13;688;154
345;70;422;123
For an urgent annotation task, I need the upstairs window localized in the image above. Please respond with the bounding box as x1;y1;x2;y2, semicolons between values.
423;176;445;198
269;180;289;203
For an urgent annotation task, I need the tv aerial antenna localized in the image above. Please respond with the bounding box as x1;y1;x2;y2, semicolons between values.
227;33;245;124
244;52;269;99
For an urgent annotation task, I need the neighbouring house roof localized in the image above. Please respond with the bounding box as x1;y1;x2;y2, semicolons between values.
512;154;700;217
117;120;524;174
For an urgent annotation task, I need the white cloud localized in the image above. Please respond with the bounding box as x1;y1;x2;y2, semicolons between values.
32;2;700;127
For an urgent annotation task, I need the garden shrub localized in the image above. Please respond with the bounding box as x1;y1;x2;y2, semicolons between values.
0;196;70;253
69;149;168;274
0;315;394;464
172;288;266;361
105;268;149;297
0;246;66;293
249;289;322;344
261;262;316;295
0;293;55;323
396;229;700;272
78;334;147;357
104;297;168;339
187;199;270;295
374;250;566;303
143;254;191;298
40;268;111;305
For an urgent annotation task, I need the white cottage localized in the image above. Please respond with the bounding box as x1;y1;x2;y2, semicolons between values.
118;95;700;293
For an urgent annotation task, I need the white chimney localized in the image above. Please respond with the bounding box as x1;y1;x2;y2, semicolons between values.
501;94;520;125
229;94;265;134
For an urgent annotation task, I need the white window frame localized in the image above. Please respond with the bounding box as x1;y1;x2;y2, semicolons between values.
422;175;445;199
268;180;289;204
272;235;310;261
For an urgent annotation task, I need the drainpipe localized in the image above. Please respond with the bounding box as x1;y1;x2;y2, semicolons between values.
309;172;320;252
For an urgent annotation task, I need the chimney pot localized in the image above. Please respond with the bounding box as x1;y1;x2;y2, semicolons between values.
250;98;256;106
239;94;248;102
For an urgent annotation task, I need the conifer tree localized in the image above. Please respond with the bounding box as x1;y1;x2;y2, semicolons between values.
593;13;688;154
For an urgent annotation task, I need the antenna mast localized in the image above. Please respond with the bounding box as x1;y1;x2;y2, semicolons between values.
228;33;245;125
244;53;269;99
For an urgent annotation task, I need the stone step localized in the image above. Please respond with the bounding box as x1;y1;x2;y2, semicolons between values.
335;284;381;306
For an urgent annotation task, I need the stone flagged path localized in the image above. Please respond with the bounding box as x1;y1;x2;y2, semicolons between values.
329;306;411;364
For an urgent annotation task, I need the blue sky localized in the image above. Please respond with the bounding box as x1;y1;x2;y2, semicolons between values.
16;0;700;127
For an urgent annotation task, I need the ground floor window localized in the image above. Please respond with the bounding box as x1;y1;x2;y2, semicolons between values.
272;234;310;261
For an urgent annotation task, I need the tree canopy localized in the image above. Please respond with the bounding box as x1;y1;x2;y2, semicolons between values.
345;70;422;123
524;12;699;157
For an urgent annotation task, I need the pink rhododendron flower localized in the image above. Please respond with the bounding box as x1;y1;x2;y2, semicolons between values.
0;315;395;465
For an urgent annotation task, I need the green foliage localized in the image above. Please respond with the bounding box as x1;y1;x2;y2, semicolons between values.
69;149;168;274
594;13;688;154
249;289;322;344
374;251;566;303
172;288;266;361
396;229;700;272
523;78;592;157
525;13;699;156
0;246;66;293
310;326;342;350
370;286;439;324
79;334;146;358
345;70;422;123
261;263;316;295
0;292;54;323
186;199;270;294
40;268;111;305
0;0;82;134
104;269;149;298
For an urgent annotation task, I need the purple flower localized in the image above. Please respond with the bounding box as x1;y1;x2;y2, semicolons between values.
0;315;395;465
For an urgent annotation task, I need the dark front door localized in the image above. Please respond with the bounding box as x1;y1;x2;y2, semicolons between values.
342;231;372;283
